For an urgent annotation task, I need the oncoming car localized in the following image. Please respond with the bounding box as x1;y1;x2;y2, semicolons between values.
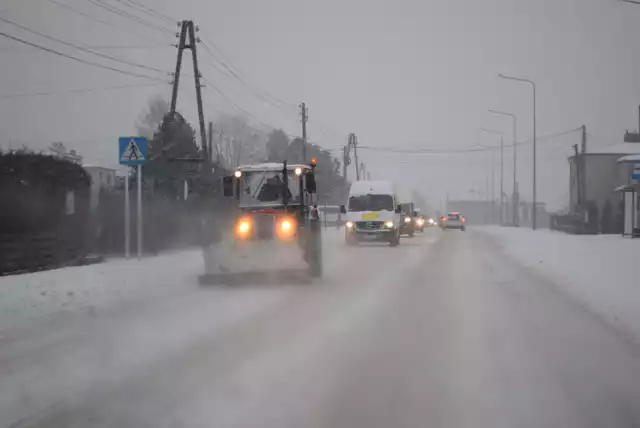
414;210;426;232
442;212;466;231
399;202;416;237
341;180;402;246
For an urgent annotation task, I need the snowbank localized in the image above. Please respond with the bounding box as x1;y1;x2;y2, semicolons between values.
0;229;345;333
0;249;204;333
479;226;640;339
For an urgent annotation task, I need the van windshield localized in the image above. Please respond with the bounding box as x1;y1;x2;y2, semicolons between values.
348;194;393;212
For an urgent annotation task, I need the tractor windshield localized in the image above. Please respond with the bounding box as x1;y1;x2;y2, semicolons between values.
239;170;301;206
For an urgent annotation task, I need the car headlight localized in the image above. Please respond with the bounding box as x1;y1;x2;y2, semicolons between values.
428;218;435;224
346;221;354;228
404;217;411;223
384;221;394;228
416;219;424;225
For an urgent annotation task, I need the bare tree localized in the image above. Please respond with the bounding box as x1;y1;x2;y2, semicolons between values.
136;95;170;138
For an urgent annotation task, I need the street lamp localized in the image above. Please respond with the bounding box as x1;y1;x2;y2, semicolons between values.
480;128;502;224
488;109;517;226
498;73;537;230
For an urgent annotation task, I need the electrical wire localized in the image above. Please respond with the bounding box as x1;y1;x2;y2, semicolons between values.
0;16;169;74
0;82;166;100
84;44;170;50
357;127;583;155
44;0;172;45
200;38;294;110
84;0;175;35
201;76;279;131
115;0;178;25
0;30;166;81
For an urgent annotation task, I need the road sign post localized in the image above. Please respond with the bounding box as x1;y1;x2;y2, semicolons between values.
124;173;130;259
137;164;143;258
119;137;147;259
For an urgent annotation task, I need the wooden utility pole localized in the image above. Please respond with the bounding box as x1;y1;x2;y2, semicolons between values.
352;134;360;181
207;121;213;163
342;144;349;179
573;143;581;212
170;20;208;161
580;125;587;212
300;102;308;162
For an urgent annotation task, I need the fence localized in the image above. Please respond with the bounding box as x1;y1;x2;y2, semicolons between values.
0;232;87;276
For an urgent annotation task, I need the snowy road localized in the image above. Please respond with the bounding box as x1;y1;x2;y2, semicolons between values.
3;228;640;427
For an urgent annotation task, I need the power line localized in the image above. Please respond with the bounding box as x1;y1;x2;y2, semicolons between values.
358;127;582;155
84;0;175;35
200;37;294;110
0;82;166;100
44;0;172;45
0;30;166;81
201;76;279;131
115;0;178;25
84;44;170;50
0;16;169;74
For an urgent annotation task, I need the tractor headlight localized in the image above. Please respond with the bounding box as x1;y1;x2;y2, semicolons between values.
404;217;411;223
294;167;302;176
384;221;394;228
277;217;296;240
346;221;354;228
234;170;242;178
235;218;252;238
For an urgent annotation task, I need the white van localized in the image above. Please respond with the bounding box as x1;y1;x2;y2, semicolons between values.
339;180;402;246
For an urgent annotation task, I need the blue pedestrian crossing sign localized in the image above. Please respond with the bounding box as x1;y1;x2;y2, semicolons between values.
119;136;147;165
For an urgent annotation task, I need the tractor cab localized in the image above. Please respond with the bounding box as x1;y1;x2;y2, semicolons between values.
222;161;318;240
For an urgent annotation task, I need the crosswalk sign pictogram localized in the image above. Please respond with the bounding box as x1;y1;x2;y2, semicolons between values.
118;136;148;165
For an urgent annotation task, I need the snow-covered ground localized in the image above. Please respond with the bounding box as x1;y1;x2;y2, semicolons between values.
0;249;203;333
0;229;345;334
479;226;640;340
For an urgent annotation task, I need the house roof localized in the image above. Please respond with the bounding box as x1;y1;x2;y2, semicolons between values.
617;154;640;163
587;143;640;155
236;162;313;172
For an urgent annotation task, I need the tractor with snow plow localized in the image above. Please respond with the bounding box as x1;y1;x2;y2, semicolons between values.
199;160;322;285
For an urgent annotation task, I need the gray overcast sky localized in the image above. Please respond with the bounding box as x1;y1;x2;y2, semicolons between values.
2;0;640;210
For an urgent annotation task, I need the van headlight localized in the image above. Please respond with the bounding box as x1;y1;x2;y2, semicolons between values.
384;221;394;228
346;221;354;228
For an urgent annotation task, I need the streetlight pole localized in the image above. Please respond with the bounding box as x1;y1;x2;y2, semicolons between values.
480;128;503;225
498;73;537;230
488;109;517;226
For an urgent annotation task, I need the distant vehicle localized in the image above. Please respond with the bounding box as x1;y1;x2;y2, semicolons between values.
399;202;416;237
442;212;466;231
341;180;402;246
414;208;425;232
318;205;341;227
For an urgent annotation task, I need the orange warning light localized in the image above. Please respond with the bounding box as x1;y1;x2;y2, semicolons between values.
311;157;317;164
